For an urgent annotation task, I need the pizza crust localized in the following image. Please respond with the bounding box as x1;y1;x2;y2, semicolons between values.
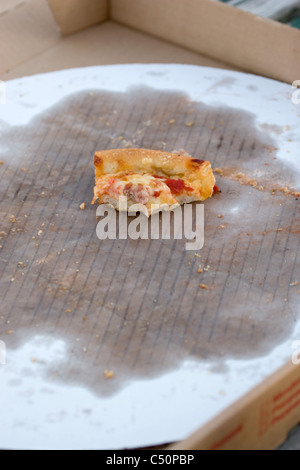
92;148;216;215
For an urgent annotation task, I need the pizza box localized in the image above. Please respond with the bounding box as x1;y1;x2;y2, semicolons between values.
0;0;299;451
1;0;300;83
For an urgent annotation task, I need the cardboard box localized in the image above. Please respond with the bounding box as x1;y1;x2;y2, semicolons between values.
1;0;299;450
0;0;237;81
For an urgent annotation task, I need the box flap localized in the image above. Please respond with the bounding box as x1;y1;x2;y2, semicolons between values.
111;0;300;83
47;0;108;36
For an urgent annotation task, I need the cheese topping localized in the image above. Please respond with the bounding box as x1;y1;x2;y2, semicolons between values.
92;173;197;205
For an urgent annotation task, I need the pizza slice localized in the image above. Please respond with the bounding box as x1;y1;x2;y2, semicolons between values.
92;148;216;216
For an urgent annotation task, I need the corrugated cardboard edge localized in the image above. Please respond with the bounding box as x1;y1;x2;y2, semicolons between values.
110;0;300;84
47;0;108;36
168;361;300;450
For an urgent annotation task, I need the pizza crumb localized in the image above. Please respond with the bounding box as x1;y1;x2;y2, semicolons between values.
104;370;115;379
194;253;201;258
80;202;86;210
169;119;175;124
218;224;225;229
214;168;223;175
185;121;195;127
200;283;208;289
289;281;298;287
217;214;223;219
211;125;215;130
198;268;203;273
277;228;283;232
0;161;4;165
65;309;72;313
10;215;16;223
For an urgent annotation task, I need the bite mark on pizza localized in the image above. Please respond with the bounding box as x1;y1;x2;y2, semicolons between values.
92;148;216;216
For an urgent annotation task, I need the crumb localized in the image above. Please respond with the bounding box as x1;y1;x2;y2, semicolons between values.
217;214;223;219
104;370;115;379
214;168;223;175
10;278;15;282
31;358;37;363
198;268;203;273
65;309;72;313
37;230;43;236
200;283;208;289
185;121;194;127
289;281;298;287
194;253;201;258
277;228;283;232
10;215;16;223
285;125;290;131
284;298;288;302
211;125;215;130
218;224;225;229
0;161;4;165
80;202;86;210
7;330;14;335
169;119;175;124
